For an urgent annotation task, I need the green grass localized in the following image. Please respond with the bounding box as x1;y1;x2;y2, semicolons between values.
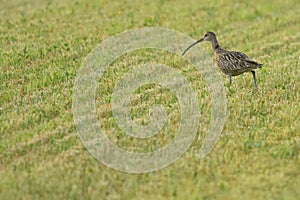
1;0;300;199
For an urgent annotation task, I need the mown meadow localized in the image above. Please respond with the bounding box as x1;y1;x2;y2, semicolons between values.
1;0;299;199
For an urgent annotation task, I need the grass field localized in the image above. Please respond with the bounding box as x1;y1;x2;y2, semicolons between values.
1;0;300;199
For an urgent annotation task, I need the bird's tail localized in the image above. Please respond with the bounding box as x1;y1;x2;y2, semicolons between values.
245;59;263;69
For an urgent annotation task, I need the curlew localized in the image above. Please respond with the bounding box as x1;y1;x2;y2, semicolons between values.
182;32;262;88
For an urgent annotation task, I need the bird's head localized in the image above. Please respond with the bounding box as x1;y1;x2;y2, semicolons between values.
182;31;217;56
198;31;216;42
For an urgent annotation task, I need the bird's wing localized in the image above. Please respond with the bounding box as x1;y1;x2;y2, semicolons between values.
219;51;261;71
216;51;261;75
230;51;262;67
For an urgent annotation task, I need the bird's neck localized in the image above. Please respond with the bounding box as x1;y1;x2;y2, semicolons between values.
210;38;222;52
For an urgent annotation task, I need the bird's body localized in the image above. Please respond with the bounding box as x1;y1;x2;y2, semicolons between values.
182;32;262;88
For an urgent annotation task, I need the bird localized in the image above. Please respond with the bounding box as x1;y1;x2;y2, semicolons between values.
182;32;262;88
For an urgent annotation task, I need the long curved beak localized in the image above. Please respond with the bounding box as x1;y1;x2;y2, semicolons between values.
182;38;204;56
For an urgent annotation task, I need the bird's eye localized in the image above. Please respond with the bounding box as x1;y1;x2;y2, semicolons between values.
204;34;208;37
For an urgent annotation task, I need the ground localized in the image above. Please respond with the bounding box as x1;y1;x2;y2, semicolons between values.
1;0;300;199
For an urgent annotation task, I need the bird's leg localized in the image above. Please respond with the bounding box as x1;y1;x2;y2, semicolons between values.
251;70;257;89
227;75;232;86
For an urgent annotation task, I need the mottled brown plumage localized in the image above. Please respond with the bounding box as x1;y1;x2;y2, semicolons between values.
182;32;262;88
